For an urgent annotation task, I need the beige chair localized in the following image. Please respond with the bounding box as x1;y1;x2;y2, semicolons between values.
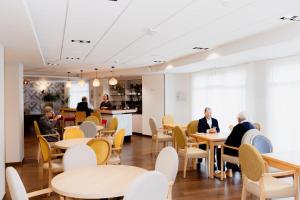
100;117;118;136
162;115;174;127
185;120;198;142
220;144;240;181
239;144;298;200
253;122;261;131
75;111;86;125
149;117;173;156
38;136;63;186
108;129;126;165
173;126;208;178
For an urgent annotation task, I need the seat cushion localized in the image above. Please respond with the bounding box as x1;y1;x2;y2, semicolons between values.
179;147;208;158
157;133;173;142
222;154;239;164
43;159;64;173
246;176;294;198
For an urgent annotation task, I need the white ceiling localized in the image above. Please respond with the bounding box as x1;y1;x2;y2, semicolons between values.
2;0;300;76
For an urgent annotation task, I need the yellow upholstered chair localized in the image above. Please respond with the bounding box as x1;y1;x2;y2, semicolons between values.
75;111;86;125
185;120;198;142
85;115;100;125
38;136;63;186
100;117;118;136
91;110;102;124
149;117;173;156
173;126;208;178
63;128;85;140
239;144;298;200
33;121;60;162
108;129;126;165
87;138;111;165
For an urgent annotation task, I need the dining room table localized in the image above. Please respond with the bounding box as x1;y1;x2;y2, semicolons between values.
54;136;113;150
51;165;147;199
64;125;104;131
191;132;229;178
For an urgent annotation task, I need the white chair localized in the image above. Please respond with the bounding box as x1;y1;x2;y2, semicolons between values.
6;167;52;200
80;121;98;138
155;147;179;200
241;129;261;145
123;171;169;200
63;144;97;171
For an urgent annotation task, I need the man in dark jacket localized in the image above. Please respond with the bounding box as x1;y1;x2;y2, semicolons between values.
39;106;61;142
76;96;93;116
198;107;220;133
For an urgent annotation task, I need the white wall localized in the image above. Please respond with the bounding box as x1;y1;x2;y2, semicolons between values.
142;75;165;136
5;63;24;163
0;44;5;198
165;74;191;124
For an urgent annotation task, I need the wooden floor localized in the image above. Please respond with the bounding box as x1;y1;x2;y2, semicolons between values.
4;133;247;200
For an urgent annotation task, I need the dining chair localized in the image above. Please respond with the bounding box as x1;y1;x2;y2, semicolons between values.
253;122;261;131
149;117;173;156
60;108;76;128
38;135;64;186
87;138;111;165
251;134;273;154
173;126;208;178
75;111;86;125
80;121;98;138
63;128;85;140
108;129;125;165
91;110;102;124
33;121;60;162
155;147;179;200
162;115;174;127
6;167;53;200
85;115;100;125
63;144;97;171
123;171;169;200
185;120;198;142
241;129;261;145
100;117;118;136
239;144;298;200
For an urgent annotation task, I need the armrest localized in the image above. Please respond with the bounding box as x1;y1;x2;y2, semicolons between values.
27;188;52;198
100;130;115;133
157;128;169;132
51;153;64;158
187;141;208;147
222;144;239;151
42;133;60;138
264;170;296;178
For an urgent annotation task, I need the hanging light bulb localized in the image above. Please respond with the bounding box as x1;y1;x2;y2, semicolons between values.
78;69;85;87
93;68;100;87
109;66;118;86
66;72;72;88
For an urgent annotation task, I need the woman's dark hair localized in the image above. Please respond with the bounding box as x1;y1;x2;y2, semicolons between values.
104;94;109;100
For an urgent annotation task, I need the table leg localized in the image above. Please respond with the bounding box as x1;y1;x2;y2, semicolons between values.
209;142;215;178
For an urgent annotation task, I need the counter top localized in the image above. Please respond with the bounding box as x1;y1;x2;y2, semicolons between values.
100;109;137;115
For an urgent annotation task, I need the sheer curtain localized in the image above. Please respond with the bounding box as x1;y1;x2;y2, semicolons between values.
191;67;246;132
266;65;300;152
68;82;89;109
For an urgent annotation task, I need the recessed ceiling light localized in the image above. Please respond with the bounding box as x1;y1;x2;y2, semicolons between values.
280;16;300;21
47;62;59;66
109;0;118;1
71;40;91;44
193;47;209;50
153;60;165;63
66;57;80;60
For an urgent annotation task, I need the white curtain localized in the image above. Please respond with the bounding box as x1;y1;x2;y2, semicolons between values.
191;67;246;132
68;82;89;109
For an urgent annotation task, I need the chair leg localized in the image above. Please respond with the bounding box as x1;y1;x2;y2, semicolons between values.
221;159;224;181
183;155;188;178
241;184;247;200
167;184;173;200
37;145;41;163
155;140;158;156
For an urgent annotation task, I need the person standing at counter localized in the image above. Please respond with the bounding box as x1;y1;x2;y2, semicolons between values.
100;94;112;110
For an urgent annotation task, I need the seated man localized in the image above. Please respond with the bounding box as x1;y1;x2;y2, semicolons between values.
38;106;61;142
76;96;93;116
217;112;255;178
197;107;220;169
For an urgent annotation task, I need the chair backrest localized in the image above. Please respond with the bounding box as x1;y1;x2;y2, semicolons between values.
228;124;234;131
149;117;158;138
173;126;187;149
91;110;102;124
123;171;168;200
155;147;179;183
253;122;261;131
241;129;261;144
33;120;41;138
80;121;98;138
108;117;118;131
87;138;111;165
251;134;273;154
114;129;125;150
63;144;97;171
85;116;100;125
6;167;28;200
162;115;174;126
38;135;51;162
186;120;198;137
75;111;86;123
63;128;85;140
239;144;265;182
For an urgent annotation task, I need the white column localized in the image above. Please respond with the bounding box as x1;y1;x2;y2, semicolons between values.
0;44;5;198
4;62;24;163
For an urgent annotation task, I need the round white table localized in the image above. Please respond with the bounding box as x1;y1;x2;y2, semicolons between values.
51;165;147;199
54;138;93;149
64;125;104;131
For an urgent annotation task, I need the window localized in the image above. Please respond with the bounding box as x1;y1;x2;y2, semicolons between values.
68;82;89;109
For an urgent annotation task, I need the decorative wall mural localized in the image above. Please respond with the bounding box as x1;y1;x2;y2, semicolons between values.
24;81;65;114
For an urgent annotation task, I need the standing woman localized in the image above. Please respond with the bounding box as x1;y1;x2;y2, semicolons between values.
100;94;112;110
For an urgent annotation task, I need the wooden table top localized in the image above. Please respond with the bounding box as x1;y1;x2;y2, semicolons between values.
163;124;187;129
263;151;300;170
192;132;229;142
64;125;104;131
51;165;147;199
